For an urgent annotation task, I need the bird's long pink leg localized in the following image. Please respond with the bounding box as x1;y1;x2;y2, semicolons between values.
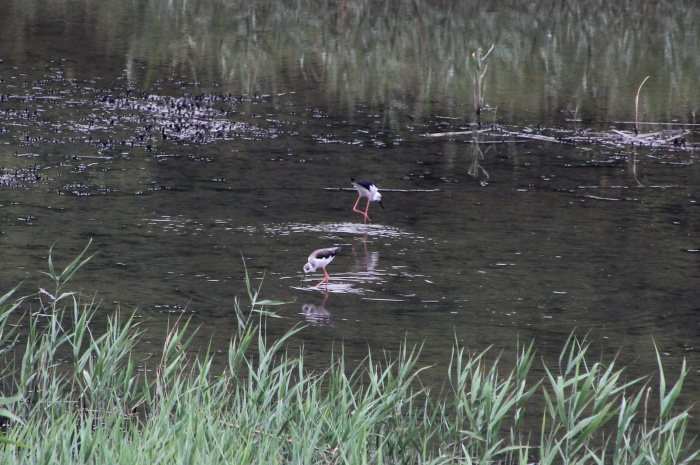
363;198;372;223
315;267;330;287
352;195;371;223
352;195;365;218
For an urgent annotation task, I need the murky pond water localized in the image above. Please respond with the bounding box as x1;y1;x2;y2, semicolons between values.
1;0;699;434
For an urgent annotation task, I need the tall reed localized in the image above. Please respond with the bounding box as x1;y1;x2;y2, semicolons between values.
469;44;494;119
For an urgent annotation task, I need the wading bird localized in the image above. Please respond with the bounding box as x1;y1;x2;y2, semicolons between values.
351;178;383;223
301;246;342;287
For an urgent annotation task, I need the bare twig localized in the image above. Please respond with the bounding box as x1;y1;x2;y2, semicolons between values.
634;76;650;135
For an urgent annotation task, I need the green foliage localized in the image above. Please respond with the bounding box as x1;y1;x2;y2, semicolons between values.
0;244;697;464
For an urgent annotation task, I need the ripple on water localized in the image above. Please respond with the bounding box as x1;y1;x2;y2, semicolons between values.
292;283;365;295
236;221;427;241
142;215;205;235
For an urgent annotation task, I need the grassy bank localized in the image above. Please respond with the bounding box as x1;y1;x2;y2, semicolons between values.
0;245;697;464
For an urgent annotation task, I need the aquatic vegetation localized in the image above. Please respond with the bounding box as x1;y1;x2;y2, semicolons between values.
0;245;697;464
469;44;494;119
4;0;700;126
0;165;42;189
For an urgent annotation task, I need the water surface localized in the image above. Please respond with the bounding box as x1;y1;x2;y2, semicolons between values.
1;0;699;434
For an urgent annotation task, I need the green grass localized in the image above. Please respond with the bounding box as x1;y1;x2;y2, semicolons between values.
0;244;697;464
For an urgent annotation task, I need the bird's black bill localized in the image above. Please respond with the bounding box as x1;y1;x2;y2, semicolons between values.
379;200;384;209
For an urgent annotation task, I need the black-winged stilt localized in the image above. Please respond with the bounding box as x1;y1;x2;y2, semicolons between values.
351;178;383;223
301;246;342;287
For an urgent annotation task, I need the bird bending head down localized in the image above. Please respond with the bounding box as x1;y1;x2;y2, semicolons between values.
351;178;384;223
301;246;342;287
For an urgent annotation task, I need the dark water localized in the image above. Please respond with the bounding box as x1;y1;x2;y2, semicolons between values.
1;0;699;433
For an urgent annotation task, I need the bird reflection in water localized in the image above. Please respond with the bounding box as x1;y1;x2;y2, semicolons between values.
301;289;333;325
351;233;380;281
